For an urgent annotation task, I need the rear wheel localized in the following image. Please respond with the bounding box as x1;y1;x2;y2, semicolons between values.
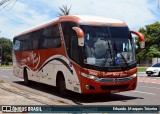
24;69;29;85
158;72;160;77
57;75;68;96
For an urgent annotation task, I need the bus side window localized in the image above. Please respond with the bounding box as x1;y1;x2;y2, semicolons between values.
52;24;61;48
70;30;80;63
13;38;21;51
61;22;78;56
32;31;39;50
39;24;61;49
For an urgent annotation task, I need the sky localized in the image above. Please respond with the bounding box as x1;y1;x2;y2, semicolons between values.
0;0;160;39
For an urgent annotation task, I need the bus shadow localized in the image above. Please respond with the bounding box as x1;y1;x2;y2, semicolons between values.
69;93;143;105
14;81;143;105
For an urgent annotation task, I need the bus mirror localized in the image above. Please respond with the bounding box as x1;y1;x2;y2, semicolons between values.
131;30;145;48
72;27;84;46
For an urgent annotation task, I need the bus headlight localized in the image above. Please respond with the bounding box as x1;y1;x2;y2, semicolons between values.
81;72;100;81
131;73;137;78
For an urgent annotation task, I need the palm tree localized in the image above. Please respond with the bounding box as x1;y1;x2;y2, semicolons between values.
58;5;71;16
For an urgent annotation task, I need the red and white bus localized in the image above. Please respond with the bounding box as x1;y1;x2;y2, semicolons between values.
13;15;144;95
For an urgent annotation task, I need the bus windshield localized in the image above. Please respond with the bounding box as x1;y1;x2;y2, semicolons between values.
80;25;136;67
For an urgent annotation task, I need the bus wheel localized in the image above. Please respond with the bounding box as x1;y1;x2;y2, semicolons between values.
24;69;29;86
57;75;68;96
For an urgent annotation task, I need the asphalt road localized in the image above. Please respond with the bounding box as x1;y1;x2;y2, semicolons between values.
0;68;160;105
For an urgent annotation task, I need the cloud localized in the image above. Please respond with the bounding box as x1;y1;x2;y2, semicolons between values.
0;0;159;39
46;0;158;29
0;1;51;39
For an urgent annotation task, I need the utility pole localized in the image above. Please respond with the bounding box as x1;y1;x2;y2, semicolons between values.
0;47;2;66
0;31;2;66
0;30;1;66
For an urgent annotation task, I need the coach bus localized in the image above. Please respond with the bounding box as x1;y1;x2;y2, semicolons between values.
13;15;145;95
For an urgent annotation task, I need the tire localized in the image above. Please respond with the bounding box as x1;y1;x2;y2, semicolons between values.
158;72;160;77
147;74;151;77
57;75;68;96
24;69;29;86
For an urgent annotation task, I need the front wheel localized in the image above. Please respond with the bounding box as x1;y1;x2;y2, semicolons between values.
57;75;68;96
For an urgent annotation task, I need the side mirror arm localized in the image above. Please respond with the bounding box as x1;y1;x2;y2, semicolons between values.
72;27;84;47
131;30;145;48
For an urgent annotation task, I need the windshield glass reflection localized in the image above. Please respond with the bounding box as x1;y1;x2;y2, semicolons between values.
80;25;136;67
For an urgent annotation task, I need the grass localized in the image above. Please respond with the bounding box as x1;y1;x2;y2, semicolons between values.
0;65;13;68
138;67;147;72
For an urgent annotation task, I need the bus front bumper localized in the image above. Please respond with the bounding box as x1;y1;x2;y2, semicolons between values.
80;74;137;94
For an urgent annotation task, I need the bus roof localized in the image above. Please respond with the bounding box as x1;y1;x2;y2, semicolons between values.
73;15;124;23
14;15;126;38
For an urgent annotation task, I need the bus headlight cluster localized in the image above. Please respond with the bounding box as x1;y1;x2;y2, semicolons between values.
81;72;100;81
131;73;137;78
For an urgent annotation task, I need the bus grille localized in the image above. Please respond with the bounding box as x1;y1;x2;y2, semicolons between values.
100;84;129;90
97;76;134;83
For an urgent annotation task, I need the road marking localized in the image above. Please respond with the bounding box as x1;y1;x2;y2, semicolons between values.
149;77;160;79
132;90;156;95
139;86;160;90
0;76;9;78
138;77;160;84
139;81;160;84
0;69;12;71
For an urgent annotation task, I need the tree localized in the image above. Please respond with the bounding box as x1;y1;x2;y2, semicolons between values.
0;37;12;65
58;5;71;16
136;22;160;64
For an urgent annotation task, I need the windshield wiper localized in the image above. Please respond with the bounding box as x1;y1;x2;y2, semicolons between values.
101;40;114;67
113;40;129;67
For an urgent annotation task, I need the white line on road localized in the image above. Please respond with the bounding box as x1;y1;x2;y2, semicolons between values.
139;81;160;85
132;90;156;95
139;86;160;90
0;76;9;78
0;69;12;70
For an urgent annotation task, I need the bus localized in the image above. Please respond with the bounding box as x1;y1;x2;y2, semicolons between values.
13;15;145;95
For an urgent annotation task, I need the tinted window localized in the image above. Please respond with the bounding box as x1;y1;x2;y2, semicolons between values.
61;22;77;55
39;24;61;49
32;31;40;50
21;34;32;51
13;35;31;51
13;38;21;51
70;31;80;63
109;27;130;38
13;24;61;51
152;63;160;67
